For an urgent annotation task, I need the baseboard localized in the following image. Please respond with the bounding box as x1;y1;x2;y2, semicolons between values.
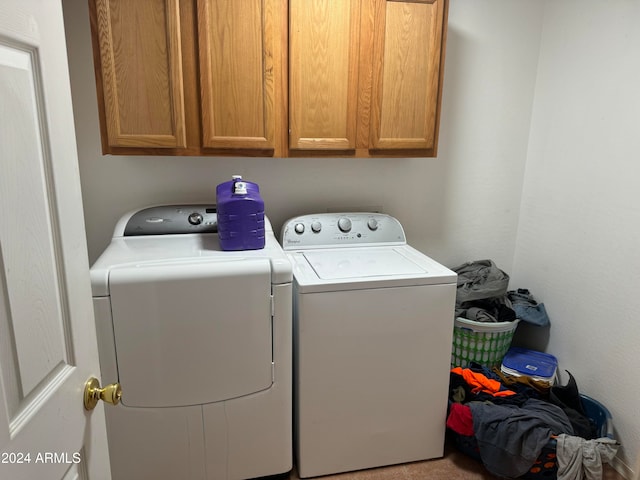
611;455;635;480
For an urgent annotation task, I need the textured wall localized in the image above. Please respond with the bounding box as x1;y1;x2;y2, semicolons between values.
511;1;640;477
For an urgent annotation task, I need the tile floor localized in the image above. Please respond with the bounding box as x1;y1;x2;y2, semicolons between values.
287;437;625;480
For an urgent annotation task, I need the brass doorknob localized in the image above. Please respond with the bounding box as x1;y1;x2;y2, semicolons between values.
84;377;122;411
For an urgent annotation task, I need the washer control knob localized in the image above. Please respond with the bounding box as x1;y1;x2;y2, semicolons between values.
188;212;203;225
294;223;305;234
337;217;352;233
367;218;379;231
311;221;322;233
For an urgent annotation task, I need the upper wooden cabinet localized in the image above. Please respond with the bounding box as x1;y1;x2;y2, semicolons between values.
197;0;283;152
289;0;448;156
289;1;361;151
89;0;447;157
90;0;187;149
90;0;287;156
370;0;447;153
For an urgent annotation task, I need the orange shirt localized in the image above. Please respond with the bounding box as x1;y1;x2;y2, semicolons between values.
451;367;516;397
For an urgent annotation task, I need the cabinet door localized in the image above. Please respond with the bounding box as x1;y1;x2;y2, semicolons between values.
289;0;361;151
197;0;283;153
369;0;447;153
91;0;187;148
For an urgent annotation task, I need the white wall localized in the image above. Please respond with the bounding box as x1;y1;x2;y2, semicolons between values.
511;1;640;477
62;0;543;270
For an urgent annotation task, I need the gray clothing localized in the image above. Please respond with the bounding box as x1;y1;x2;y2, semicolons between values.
470;398;574;478
508;289;551;326
453;260;514;322
460;306;503;323
455;298;514;323
556;435;619;480
453;259;510;304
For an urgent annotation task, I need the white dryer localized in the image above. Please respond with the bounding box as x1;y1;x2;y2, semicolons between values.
281;213;457;478
90;205;292;480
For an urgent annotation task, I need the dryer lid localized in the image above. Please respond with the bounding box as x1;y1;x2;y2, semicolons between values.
302;248;425;280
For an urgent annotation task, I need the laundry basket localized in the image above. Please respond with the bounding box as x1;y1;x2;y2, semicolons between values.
451;317;519;368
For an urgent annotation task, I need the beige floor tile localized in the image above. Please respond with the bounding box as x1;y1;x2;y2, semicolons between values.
287;438;624;480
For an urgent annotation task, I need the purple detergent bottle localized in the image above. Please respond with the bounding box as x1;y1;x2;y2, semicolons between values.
216;175;265;251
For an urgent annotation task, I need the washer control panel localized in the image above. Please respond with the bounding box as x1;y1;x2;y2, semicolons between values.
280;213;406;250
122;205;218;236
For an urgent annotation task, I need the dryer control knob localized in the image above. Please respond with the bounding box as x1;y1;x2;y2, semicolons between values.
294;223;305;234
338;217;352;233
367;218;379;231
188;212;203;225
311;221;322;233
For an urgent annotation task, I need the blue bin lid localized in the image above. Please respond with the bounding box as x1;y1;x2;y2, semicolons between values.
501;347;558;378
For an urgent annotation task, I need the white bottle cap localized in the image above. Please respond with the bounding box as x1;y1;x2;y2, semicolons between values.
232;175;243;180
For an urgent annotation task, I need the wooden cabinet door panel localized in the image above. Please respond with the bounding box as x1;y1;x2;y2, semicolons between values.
92;0;186;148
289;0;360;151
370;0;446;152
197;0;279;151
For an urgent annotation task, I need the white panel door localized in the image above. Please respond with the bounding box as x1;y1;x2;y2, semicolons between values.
0;0;110;479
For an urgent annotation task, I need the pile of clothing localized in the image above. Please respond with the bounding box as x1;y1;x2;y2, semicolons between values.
447;364;619;479
453;259;550;326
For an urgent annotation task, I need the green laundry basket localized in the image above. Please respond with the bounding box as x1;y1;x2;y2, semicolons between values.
451;317;519;368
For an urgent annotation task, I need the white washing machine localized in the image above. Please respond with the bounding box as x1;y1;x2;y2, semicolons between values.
281;213;457;478
90;205;292;480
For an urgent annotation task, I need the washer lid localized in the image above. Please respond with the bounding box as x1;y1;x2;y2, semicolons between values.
290;246;457;293
303;248;424;280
